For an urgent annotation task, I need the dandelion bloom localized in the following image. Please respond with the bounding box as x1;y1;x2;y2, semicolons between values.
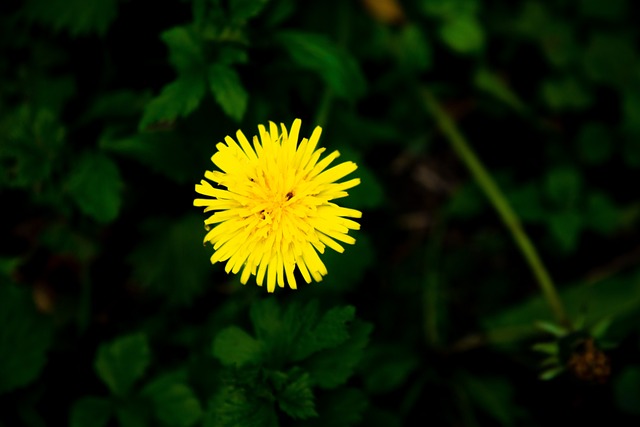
194;119;362;292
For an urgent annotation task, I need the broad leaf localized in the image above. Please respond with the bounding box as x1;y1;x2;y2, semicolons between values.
0;283;54;394
139;76;206;130
544;166;583;208
277;31;366;99
615;365;640;415
303;388;367;427
204;380;278;427
541;78;592;111
162;26;204;73
208;64;248;122
142;372;203;427
95;333;150;396
304;320;372;389
277;369;317;420
128;215;210;306
66;151;123;223
576;123;612;165
292;306;355;361
439;15;485;54
213;326;263;367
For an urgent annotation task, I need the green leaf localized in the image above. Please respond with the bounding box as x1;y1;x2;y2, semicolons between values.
585;192;619;235
277;31;366;99
438;15;485;54
208;64;248;122
576;123;612;165
66;151;123;223
304;388;367;427
583;33;637;89
508;183;545;222
541;78;592;111
395;24;432;72
461;374;520;426
115;401;150;427
512;2;549;39
213;326;263;367
142;372;203;427
547;210;583;252
293;306;355;361
360;345;419;394
247;299;368;373
532;342;558;355
128;215;210;306
544;166;583;208
139;76;206;130
539;366;565;381
535;320;569;337
24;0;118;36
277;369;317;420
95;333;150;396
249;299;320;366
539;21;578;68
218;46;249;65
0;283;54;394
229;0;270;22
99;130;207;184
614;365;640;414
305;320;372;389
0;106;65;189
70;397;112;427
161;27;204;73
204;379;278;427
447;182;487;219
484;270;640;335
249;298;284;343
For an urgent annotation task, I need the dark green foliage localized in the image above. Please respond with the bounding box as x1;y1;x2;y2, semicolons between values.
276;31;367;100
95;333;151;396
615;366;640;415
209;299;371;425
4;0;640;426
24;0;118;36
213;326;264;366
128;215;211;306
140;77;207;130
66;151;123;223
0;283;54;394
70;397;112;427
141;372;204;427
208;64;248;122
0;106;65;189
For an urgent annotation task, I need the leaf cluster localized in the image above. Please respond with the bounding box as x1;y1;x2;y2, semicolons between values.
208;299;372;427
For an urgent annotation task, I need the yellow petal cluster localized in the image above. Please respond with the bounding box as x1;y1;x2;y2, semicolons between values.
194;119;362;292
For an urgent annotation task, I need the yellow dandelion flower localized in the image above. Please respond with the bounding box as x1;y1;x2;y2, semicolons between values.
194;119;362;293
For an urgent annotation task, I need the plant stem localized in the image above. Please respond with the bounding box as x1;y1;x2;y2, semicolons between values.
420;87;568;327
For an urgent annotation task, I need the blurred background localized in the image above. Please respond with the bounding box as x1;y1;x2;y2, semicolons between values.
2;0;640;425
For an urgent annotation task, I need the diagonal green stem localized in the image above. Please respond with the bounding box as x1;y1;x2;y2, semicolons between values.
420;87;568;327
